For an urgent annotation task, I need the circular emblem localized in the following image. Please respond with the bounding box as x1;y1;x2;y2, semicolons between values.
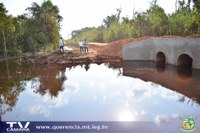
180;116;196;132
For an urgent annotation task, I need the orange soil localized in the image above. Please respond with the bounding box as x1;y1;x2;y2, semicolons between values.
30;34;200;64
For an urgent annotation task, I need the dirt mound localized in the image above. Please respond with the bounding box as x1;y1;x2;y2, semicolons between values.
94;36;157;59
28;35;200;64
95;34;200;59
187;34;200;38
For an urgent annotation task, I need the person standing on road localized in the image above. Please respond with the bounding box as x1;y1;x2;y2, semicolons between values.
79;40;83;53
59;37;64;53
83;39;89;53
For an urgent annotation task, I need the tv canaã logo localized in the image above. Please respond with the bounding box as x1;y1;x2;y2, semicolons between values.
180;116;196;132
6;122;30;132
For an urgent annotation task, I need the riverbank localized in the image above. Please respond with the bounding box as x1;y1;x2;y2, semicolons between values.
1;35;200;65
26;37;139;64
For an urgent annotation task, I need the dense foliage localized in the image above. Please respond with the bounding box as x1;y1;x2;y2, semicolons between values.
70;0;200;43
0;0;62;56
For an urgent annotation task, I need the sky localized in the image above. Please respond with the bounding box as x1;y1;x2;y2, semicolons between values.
1;0;176;39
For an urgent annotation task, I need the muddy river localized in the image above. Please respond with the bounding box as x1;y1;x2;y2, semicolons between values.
0;59;199;132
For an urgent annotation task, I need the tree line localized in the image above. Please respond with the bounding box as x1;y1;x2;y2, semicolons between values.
1;0;200;57
70;0;200;43
0;0;62;57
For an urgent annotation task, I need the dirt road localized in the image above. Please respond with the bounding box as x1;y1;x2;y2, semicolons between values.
28;35;200;64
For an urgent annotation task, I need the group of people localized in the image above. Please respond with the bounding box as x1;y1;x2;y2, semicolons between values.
79;39;89;53
59;37;89;54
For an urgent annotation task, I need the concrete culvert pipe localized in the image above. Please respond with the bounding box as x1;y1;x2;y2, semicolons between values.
156;52;166;63
177;54;193;67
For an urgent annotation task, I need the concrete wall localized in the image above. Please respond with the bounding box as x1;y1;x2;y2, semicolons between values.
123;38;200;69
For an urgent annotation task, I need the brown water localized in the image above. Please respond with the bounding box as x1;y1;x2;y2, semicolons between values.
0;59;200;132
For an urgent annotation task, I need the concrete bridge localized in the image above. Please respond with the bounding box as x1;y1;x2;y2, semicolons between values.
123;38;200;69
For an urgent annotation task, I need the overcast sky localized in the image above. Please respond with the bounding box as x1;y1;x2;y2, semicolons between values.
1;0;176;39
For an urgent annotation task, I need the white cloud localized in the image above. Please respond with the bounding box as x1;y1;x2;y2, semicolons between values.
89;81;95;87
28;86;69;108
155;115;169;125
118;110;136;121
25;105;50;117
126;84;157;101
24;90;69;116
154;114;180;125
171;114;180;119
161;90;177;100
23;80;81;117
141;111;147;115
63;82;80;93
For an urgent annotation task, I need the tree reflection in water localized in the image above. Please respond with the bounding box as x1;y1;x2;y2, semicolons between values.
105;61;123;76
0;59;69;116
84;63;90;71
33;65;67;97
2;59;199;119
1;60;119;116
0;59;27;116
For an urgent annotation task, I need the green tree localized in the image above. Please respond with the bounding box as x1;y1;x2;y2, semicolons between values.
69;0;200;44
0;3;15;57
168;1;197;35
193;0;200;32
147;4;168;36
103;8;121;28
26;0;62;51
103;22;133;42
0;0;63;56
132;12;150;37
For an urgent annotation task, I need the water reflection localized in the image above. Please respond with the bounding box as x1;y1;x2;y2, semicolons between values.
118;109;135;121
0;59;27;116
177;66;192;79
33;65;67;97
0;60;69;116
156;61;165;73
84;63;90;71
123;61;200;105
0;59;200;130
105;61;123;76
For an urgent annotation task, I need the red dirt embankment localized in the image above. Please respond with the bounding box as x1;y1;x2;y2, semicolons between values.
93;34;200;59
29;35;200;64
